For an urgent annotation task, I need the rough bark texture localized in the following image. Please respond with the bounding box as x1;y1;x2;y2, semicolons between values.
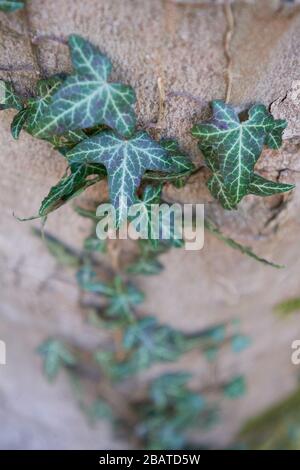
1;0;300;449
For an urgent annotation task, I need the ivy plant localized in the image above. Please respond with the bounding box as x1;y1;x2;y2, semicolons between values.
36;211;249;449
191;100;294;209
0;34;292;267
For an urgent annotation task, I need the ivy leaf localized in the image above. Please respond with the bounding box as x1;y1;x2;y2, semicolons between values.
0;80;22;110
84;399;114;423
204;217;283;268
145;138;194;183
11;108;29;139
201;144;237;210
274;297;300;317
37;338;76;381
77;270;144;320
132;184;184;249
122;316;186;365
192;100;287;205
67;130;181;224
25;76;64;134
106;276;144;319
84;236;107;253
222;375;246;399
265;119;287;149
0;0;24;12
39;162;106;217
126;257;163;276
32;35;136;139
248;173;295;196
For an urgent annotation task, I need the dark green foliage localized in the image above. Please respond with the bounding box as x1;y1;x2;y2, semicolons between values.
77;266;144;322
36;207;250;448
239;388;300;449
274;297;300;317
192;100;293;208
0;0;24;12
0;80;22;110
37;338;76;381
67;131;186;224
31;35;137;139
135;373;206;449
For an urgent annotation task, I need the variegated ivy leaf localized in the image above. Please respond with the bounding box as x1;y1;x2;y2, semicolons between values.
248;173;295;196
0;0;24;12
192;100;287;205
0;80;22;110
67;130;183;224
204;217;283;268
37;338;76;381
31;35;136;139
39;162;106;217
11;107;29;139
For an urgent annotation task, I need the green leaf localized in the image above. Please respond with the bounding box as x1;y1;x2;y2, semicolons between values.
33;228;81;268
192;100;287;205
84;236;107;253
39;162;106;217
145;138;194;183
67;130;181;224
231;334;251;353
200;144;237;210
204;218;283;268
11;108;29;139
248;173;294;196
0;80;22;110
129;185;184;249
0;0;24;12
26;76;65;134
32;35;136;139
37;338;76;381
274;297;300;317
265;119;287;149
107;277;144;319
77;271;144;320
126;257;163;275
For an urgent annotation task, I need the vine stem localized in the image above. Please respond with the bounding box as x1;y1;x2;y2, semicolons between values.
224;1;235;104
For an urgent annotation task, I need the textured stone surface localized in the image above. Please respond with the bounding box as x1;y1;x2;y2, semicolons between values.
0;0;300;449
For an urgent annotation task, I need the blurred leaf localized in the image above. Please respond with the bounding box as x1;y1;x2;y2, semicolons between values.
33;229;81;268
